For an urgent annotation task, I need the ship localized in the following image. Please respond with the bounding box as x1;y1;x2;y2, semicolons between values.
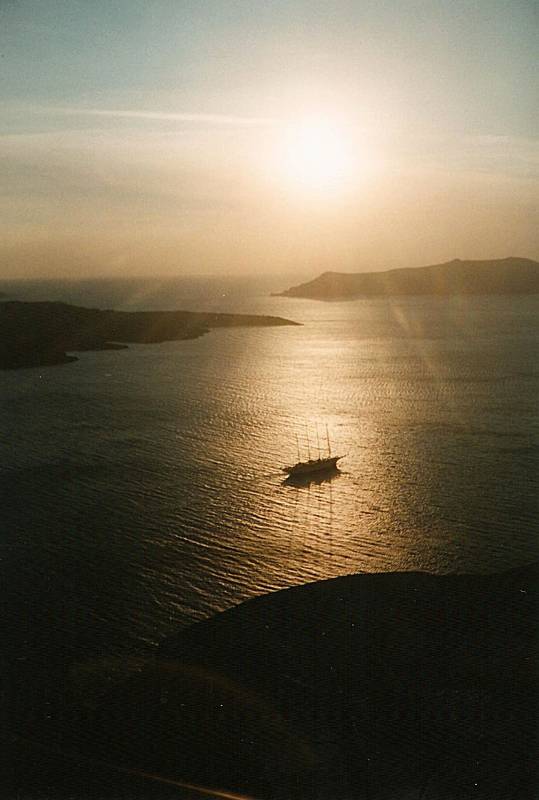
283;426;343;477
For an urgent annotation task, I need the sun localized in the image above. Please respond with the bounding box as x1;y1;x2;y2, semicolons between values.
282;117;354;193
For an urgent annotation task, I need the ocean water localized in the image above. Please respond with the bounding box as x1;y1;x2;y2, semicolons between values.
1;276;538;663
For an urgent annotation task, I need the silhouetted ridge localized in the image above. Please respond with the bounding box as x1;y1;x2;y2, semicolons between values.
277;257;539;299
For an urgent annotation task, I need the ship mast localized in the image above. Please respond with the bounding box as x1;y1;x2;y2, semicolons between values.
326;424;331;457
306;426;311;460
295;432;301;461
316;423;321;459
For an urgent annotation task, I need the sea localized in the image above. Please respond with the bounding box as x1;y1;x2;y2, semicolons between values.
1;275;538;667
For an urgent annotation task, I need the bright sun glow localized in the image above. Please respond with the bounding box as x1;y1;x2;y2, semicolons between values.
282;117;355;193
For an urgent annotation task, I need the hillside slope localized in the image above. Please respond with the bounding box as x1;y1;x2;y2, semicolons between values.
278;257;539;299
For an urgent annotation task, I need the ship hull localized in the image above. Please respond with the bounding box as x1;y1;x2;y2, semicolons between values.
284;456;341;477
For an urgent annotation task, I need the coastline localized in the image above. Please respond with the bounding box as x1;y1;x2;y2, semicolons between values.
276;257;539;301
0;300;300;370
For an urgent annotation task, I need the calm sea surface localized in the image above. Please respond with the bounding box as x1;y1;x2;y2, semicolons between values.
1;276;538;661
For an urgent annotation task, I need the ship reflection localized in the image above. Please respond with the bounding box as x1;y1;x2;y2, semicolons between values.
282;465;341;488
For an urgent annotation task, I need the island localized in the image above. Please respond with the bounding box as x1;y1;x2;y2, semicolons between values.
0;300;300;370
277;256;539;300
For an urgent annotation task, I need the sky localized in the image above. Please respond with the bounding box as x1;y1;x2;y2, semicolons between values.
1;0;537;279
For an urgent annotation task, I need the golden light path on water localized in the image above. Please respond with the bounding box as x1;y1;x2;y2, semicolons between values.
218;321;426;591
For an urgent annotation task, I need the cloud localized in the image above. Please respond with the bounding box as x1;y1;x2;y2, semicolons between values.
51;107;277;127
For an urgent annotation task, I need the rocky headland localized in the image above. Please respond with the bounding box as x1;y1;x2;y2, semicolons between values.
0;300;300;370
277;257;539;300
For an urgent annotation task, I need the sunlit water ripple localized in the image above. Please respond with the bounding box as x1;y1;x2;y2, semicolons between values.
1;277;538;660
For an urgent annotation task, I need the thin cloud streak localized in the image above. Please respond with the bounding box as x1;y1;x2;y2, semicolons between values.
52;107;278;127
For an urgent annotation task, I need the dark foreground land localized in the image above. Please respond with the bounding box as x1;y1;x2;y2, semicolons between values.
0;300;300;369
277;257;539;300
3;563;537;799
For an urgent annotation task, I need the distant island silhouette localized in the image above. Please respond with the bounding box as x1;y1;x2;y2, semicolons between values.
277;257;539;300
0;300;300;370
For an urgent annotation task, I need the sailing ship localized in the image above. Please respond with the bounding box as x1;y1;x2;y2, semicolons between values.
283;425;343;477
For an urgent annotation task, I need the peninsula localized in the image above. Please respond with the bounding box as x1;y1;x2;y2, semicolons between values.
0;300;300;370
277;256;539;300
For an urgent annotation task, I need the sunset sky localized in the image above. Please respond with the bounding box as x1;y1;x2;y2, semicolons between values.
1;0;537;278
